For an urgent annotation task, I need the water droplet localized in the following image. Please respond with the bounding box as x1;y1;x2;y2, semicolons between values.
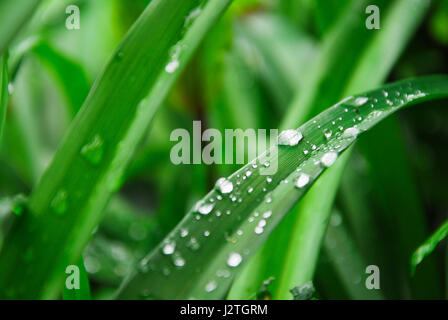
187;237;200;251
162;241;176;255
323;128;332;139
184;7;202;27
266;177;272;183
165;60;179;73
245;170;252;177
180;229;189;238
204;230;210;237
81;135;104;165
343;127;360;138
254;226;264;234
227;252;242;267
215;178;233;194
353;97;368;106
295;173;310;188
278;129;303;146
258;219;267;228
51;190;68;215
196;201;215;215
205;280;217;292
247;187;253;194
173;254;185;267
321;152;338;167
263;211;272;218
8;83;14;95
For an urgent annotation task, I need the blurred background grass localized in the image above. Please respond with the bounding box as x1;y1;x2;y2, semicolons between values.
0;0;447;299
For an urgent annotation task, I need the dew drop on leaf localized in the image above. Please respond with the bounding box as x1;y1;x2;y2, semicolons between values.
263;211;272;219
51;190;68;215
278;129;303;146
205;280;217;292
165;60;179;73
353;97;368;106
323;128;332;139
162;241;176;255
195;200;215;215
254;226;264;234
321;152;338;167
215;178;233;194
173;254;185;267
81;134;104;165
295;173;310;189
227;252;242;267
343;127;360;138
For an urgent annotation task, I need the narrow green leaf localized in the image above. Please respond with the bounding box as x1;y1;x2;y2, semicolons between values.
0;0;233;299
411;220;448;275
0;53;9;142
118;76;448;299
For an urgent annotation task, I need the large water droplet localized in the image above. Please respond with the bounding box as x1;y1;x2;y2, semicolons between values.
81;135;104;165
278;129;303;146
321;152;338;167
227;252;242;267
165;60;179;73
353;97;368;106
215;178;233;194
8;83;14;95
295;173;310;188
162;241;176;255
195;200;215;215
173;254;185;267
323;128;332;139
343;127;360;138
205;280;217;292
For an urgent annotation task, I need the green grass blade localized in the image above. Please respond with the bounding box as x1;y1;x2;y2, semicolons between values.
0;54;8;142
0;0;233;299
117;76;448;300
411;219;448;275
0;0;40;54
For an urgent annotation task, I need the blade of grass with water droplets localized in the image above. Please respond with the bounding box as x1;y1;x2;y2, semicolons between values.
118;76;448;299
0;54;9;142
0;0;233;299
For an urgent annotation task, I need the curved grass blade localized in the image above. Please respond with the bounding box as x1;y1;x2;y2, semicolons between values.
117;76;448;299
0;0;40;54
411;220;448;275
0;0;233;299
0;54;9;142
